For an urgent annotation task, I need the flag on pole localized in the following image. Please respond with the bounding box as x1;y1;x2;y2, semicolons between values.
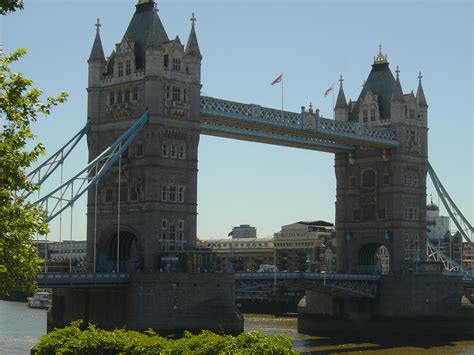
324;85;334;97
271;74;283;85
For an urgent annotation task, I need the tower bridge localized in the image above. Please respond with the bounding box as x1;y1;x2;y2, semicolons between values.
29;0;473;335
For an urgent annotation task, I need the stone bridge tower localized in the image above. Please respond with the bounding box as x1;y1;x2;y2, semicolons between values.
86;0;202;272
334;47;429;274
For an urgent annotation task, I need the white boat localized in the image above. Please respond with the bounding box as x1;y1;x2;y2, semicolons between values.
27;291;51;309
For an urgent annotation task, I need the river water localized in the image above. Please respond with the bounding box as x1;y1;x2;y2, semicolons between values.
1;300;474;354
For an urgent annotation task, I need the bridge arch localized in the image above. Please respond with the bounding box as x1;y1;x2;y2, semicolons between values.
357;243;390;275
97;225;143;272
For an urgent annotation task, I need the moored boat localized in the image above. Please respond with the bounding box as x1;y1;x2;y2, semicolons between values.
27;291;51;309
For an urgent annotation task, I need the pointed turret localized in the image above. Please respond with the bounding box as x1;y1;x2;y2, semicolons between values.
88;18;106;63
185;13;202;58
335;75;348;121
146;8;168;48
391;66;404;103
124;0;168;68
416;71;428;107
350;44;395;122
335;75;348;109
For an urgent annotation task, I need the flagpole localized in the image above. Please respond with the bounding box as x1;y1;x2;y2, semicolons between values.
332;83;335;119
281;73;284;112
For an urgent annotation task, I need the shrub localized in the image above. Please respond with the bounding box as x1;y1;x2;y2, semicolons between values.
34;321;297;354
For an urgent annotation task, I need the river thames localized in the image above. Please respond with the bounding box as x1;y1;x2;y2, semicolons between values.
1;300;474;354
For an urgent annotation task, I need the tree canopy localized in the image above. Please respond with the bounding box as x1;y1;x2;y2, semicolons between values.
0;48;67;296
0;0;24;15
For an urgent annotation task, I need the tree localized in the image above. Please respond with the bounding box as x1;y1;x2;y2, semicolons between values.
0;48;68;296
0;0;24;15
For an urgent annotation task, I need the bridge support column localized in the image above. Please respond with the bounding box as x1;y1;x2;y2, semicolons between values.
47;273;243;335
298;274;466;336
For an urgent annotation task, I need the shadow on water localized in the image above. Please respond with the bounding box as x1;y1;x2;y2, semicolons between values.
294;333;474;354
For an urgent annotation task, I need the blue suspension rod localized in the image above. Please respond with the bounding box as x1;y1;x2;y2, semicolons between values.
25;120;91;198
33;111;149;222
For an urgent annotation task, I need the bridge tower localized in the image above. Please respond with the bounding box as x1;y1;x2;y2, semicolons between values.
334;47;429;274
86;0;202;272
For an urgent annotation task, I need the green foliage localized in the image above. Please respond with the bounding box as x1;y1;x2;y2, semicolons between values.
0;0;24;15
34;321;298;354
0;48;68;297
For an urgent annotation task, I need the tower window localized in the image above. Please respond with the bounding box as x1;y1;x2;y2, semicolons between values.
169;225;176;240
409;109;415;119
161;143;168;157
177;186;184;203
116;182;128;202
125;61;131;76
363;110;368;123
370;109;376;121
172;58;181;72
362;169;376;188
170;144;176;158
118;62;123;77
169;186;177;202
136;142;143;157
164;55;169;69
404;105;408;117
178;144;185;159
161;185;167;202
132;87;138;101
124;88;130;103
109;91;115;105
130;186;138;202
362;204;376;220
172;87;181;101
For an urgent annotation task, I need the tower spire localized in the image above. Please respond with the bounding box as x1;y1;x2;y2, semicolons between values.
88;18;106;63
335;74;347;109
391;65;404;102
373;43;388;64
416;71;428;107
185;12;201;58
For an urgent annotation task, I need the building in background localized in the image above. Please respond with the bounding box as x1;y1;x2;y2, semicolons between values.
426;202;449;243
32;239;87;272
229;225;257;239
463;242;474;271
273;221;334;272
199;237;273;272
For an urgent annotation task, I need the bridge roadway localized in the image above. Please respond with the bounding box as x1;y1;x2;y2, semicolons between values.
35;272;474;289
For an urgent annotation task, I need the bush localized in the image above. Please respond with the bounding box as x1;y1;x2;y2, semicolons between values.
34;321;297;354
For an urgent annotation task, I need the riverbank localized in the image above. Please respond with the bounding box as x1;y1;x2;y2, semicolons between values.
2;301;474;354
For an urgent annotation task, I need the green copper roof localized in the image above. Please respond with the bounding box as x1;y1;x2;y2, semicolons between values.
124;1;168;68
350;62;396;121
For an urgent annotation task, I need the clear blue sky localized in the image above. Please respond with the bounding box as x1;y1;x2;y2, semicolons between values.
2;0;472;240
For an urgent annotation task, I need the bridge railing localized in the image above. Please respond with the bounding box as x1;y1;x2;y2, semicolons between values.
235;272;380;281
36;272;129;287
200;96;398;146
